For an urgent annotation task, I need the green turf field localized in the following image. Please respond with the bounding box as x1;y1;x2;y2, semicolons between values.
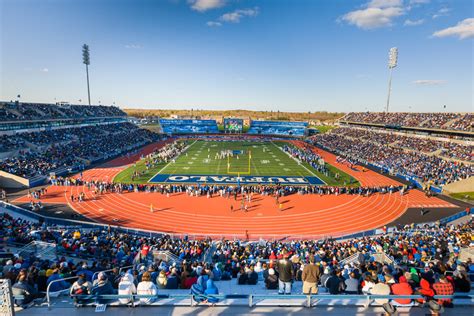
159;140;314;176
114;140;358;186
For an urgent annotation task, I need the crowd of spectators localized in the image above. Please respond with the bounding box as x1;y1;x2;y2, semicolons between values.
342;112;473;132
51;173;404;200
281;144;329;175
0;102;126;121
332;127;473;161
1;211;472;308
0;123;161;179
0;135;26;152
309;129;473;186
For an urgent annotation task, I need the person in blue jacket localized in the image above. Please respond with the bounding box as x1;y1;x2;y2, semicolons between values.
46;269;70;292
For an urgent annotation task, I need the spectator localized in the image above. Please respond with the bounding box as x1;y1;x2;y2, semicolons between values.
70;273;92;306
415;278;434;304
156;270;168;289
91;272;114;304
390;277;413;305
276;250;293;295
344;272;360;294
325;269;345;294
452;270;470;293
191;270;210;305
433;275;454;307
247;265;258;285
301;255;320;295
46;268;69;292
370;275;392;305
166;268;179;289
204;278;219;305
136;272;158;305
265;268;278;290
12;274;35;307
361;275;375;294
118;273;137;305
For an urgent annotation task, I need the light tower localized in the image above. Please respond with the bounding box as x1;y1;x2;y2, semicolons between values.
385;47;398;113
82;44;91;105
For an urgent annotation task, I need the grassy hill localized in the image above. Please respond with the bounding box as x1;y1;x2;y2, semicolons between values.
124;109;344;123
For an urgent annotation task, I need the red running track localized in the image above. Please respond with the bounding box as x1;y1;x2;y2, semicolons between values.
14;141;457;240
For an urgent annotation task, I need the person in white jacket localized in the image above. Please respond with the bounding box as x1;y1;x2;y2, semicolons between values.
118;273;137;304
137;272;158;304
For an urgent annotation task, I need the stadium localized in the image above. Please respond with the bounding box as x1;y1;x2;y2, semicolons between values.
1;1;473;316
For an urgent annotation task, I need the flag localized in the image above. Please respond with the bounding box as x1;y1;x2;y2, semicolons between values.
249;150;251;159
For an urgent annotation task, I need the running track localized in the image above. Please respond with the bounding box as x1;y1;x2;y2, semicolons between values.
14;140;457;240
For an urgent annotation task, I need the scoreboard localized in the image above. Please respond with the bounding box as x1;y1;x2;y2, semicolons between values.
224;118;243;133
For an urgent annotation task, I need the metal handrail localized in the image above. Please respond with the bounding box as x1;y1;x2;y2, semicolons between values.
46;275;79;309
56;293;474;308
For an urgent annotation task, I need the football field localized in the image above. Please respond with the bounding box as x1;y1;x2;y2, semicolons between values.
148;140;324;185
158;140;315;176
114;140;358;186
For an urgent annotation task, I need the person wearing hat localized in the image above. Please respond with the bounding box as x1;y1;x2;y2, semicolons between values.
91;272;114;304
276;249;294;295
428;300;445;315
390;276;413;305
166;268;179;289
265;268;278;290
70;273;92;306
118;273;137;305
2;259;14;275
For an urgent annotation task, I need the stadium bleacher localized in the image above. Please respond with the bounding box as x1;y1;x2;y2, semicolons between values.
309;127;473;187
0;102;126;121
0;210;472;312
0;123;160;180
341;112;473;132
247;121;308;136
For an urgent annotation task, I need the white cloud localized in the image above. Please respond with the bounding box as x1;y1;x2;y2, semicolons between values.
41;68;49;73
412;80;446;85
340;0;404;29
369;0;403;8
404;19;424;26
206;21;222;27
432;7;450;19
189;0;225;12
432;18;474;39
125;44;143;49
409;0;430;4
220;7;259;23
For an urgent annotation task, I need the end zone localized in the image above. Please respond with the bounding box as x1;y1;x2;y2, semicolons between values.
148;174;325;185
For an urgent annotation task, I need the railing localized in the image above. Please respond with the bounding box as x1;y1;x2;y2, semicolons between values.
46;276;79;309
46;293;474;308
0;279;15;316
45;265;135;309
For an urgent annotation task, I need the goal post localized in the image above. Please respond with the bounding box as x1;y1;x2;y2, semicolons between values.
227;150;251;175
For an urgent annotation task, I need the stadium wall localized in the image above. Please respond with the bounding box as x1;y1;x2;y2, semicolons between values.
442;176;474;194
0;170;30;188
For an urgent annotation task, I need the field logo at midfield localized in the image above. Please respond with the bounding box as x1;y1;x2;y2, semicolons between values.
149;174;325;185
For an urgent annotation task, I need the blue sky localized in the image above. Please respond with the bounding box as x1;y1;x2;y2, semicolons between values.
1;0;472;112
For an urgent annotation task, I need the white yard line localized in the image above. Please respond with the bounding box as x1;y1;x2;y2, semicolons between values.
147;140;198;182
